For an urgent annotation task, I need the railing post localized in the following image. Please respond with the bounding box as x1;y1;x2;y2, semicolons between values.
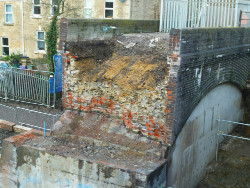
10;68;15;100
53;73;56;108
15;107;19;125
216;114;220;162
234;0;239;27
4;68;9;102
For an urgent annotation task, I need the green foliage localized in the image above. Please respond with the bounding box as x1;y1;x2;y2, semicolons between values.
45;1;62;73
46;15;58;73
6;53;22;66
1;55;10;61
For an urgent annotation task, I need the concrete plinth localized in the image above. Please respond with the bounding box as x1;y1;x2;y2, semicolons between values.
0;131;167;188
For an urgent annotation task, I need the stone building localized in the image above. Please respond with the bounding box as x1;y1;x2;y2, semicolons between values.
0;0;160;59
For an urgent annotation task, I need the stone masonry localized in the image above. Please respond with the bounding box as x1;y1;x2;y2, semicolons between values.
62;34;171;144
60;24;250;145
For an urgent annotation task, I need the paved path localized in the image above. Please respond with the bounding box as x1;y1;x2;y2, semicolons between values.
0;101;63;131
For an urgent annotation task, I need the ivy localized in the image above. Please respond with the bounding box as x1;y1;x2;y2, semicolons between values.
45;6;60;72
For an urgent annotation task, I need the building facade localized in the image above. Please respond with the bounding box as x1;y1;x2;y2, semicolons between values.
0;0;160;59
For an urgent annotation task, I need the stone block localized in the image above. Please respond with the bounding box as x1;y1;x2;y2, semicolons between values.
13;125;32;133
0;120;15;131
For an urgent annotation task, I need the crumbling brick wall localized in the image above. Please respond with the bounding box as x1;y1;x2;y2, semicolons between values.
61;24;250;145
62;34;171;143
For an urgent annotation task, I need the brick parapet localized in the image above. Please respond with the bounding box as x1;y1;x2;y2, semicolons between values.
170;28;250;143
58;18;68;52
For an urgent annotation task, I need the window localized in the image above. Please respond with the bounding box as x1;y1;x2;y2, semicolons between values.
105;0;113;18
37;31;45;50
50;0;59;16
84;0;93;18
33;0;41;15
5;4;12;23
2;38;9;56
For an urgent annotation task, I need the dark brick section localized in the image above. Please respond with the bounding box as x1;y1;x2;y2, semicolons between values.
58;18;68;52
165;29;180;144
168;28;250;143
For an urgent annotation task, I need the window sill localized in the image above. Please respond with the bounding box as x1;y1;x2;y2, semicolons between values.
3;22;14;26
34;50;46;54
30;15;42;19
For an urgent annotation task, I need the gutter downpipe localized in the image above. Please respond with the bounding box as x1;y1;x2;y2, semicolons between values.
130;0;133;19
160;0;164;32
21;0;25;56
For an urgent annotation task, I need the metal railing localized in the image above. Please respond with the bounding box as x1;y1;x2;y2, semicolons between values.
216;118;250;161
0;67;55;107
160;0;240;32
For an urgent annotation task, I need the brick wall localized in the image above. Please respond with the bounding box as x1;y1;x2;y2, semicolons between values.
168;28;250;143
62;34;170;144
60;23;250;145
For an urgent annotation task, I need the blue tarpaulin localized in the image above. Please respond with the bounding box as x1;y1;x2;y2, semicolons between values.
49;55;62;93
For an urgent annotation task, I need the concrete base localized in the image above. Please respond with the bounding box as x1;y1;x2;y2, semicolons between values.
0;132;167;188
167;84;244;188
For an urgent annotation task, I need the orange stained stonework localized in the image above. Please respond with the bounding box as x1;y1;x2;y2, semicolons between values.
64;94;168;141
5;132;37;146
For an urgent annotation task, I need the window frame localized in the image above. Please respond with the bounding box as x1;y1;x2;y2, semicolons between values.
5;4;13;24
104;0;114;19
84;0;93;18
36;31;45;51
32;0;41;15
2;37;9;56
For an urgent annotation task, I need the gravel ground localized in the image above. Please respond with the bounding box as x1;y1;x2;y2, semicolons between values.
197;125;250;188
23;136;166;173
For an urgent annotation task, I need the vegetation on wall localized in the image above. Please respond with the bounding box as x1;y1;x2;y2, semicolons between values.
45;0;80;72
46;14;58;72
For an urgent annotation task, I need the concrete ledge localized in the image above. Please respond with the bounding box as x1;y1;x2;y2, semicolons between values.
0;133;167;187
13;125;32;133
30;129;50;137
0;120;15;131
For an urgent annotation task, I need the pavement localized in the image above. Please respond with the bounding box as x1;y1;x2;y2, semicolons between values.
0;100;63;131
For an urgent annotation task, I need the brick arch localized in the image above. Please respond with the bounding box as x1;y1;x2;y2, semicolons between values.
168;28;250;144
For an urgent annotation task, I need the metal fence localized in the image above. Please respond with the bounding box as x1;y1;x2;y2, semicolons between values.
160;0;240;32
216;118;250;161
0;67;55;107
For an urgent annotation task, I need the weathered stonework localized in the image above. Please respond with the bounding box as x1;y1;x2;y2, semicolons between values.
0;131;167;187
63;34;170;143
61;24;250;145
